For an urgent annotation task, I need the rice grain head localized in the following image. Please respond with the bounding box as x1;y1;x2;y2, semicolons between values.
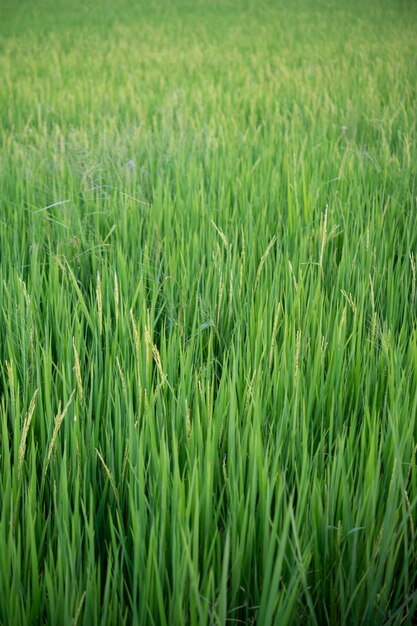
72;338;83;403
254;235;277;292
96;272;103;336
269;302;282;369
114;271;119;323
294;329;301;384
45;389;76;473
18;388;39;480
319;205;328;269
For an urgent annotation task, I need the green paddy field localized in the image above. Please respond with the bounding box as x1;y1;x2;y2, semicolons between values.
1;0;417;623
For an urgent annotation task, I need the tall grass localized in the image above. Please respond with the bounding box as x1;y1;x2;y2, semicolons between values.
1;0;417;623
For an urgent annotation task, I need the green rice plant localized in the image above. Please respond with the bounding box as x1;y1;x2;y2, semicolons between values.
0;0;417;624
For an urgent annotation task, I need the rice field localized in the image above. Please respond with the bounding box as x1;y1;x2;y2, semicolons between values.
1;0;417;624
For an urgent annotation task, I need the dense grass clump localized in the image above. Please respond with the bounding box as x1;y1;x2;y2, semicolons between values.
1;0;417;624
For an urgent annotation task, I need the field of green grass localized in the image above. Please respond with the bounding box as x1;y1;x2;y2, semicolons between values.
1;0;417;623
